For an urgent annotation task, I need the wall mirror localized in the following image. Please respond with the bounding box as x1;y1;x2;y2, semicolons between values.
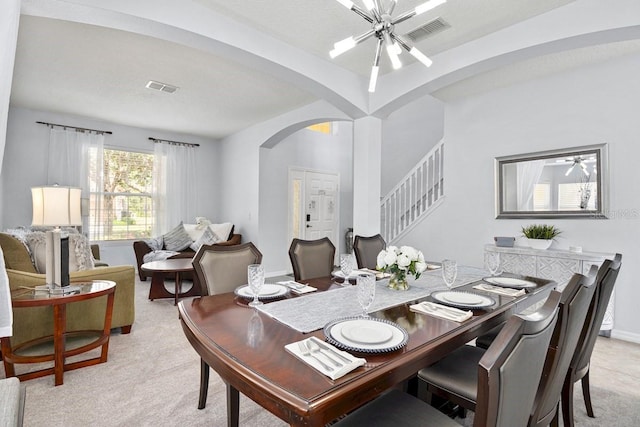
495;143;608;219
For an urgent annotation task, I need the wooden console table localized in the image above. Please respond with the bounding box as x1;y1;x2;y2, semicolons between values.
1;280;115;386
485;244;615;334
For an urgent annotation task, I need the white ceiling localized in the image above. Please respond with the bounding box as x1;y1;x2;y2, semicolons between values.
9;0;640;140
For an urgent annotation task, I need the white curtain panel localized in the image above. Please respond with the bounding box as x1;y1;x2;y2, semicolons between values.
47;128;104;232
516;159;545;211
47;128;104;194
152;142;197;235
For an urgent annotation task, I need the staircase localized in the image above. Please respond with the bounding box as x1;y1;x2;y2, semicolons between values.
381;139;445;244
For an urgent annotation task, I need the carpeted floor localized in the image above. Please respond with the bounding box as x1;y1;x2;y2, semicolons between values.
2;278;639;426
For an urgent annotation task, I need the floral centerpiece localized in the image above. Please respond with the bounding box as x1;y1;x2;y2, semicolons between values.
376;246;427;290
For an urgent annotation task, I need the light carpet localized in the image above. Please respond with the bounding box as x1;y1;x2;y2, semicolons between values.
2;278;639;426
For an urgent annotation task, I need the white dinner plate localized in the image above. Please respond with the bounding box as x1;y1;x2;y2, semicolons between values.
431;291;495;309
234;284;288;300
340;320;394;345
324;317;408;353
483;277;537;289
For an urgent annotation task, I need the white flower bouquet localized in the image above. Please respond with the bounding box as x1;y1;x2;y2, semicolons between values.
376;246;427;290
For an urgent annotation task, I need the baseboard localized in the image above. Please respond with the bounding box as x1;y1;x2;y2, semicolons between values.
610;329;640;344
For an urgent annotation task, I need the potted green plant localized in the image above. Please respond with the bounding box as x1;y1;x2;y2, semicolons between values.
521;224;561;250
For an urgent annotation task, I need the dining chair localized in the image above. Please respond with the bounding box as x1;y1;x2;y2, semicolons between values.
352;234;386;270
332;290;561;427
561;254;622;427
417;268;596;427
288;237;335;281
191;242;262;409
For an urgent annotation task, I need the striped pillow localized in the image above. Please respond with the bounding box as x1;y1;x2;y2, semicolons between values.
163;222;193;251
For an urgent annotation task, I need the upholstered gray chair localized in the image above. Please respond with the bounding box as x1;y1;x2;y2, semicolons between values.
418;269;596;427
352;234;386;270
288;237;335;281
192;242;262;409
561;254;622;427
332;290;561;427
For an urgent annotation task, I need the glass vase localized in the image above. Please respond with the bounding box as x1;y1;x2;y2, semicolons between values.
388;271;409;291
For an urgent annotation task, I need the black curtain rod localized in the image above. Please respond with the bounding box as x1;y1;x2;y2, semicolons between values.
148;137;200;147
36;121;112;135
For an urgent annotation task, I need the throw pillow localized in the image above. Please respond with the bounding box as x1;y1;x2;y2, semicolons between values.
208;222;234;242
189;227;221;252
23;231;94;273
163;222;193;251
68;234;95;271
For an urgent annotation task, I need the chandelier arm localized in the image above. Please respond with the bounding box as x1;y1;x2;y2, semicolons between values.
368;38;384;92
387;0;398;15
353;28;377;44
391;9;416;26
350;5;375;23
390;33;412;52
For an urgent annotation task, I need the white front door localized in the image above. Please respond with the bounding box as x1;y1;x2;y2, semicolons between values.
288;168;340;256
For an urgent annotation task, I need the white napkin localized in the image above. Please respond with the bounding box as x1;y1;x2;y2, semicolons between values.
473;283;525;297
410;301;473;322
277;280;317;294
285;337;366;380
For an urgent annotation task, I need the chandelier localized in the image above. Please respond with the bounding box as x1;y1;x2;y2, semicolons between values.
332;0;446;92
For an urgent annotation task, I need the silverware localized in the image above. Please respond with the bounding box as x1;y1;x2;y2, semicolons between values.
311;337;352;364
421;301;466;317
307;339;343;367
298;341;333;371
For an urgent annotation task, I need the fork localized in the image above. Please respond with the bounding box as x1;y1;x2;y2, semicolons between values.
307;339;342;367
298;341;333;371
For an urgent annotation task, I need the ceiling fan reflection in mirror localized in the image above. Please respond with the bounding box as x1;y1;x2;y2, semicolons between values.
332;0;446;92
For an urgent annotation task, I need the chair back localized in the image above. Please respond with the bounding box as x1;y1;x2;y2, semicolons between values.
528;269;598;427
474;290;561;427
288;237;335;281
192;243;262;296
353;234;386;269
572;254;622;375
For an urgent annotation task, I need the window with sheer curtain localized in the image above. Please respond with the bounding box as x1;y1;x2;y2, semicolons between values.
47;128;197;241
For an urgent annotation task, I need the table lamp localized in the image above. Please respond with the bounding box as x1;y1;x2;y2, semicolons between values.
31;185;82;294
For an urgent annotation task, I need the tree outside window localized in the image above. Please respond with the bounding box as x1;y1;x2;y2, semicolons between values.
89;148;154;240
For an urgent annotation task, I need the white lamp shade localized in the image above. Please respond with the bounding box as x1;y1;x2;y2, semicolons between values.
31;186;82;227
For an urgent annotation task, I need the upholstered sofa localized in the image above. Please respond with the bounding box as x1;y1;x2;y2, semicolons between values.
133;223;241;281
0;233;136;348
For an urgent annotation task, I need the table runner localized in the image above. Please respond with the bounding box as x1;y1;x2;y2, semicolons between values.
257;267;487;333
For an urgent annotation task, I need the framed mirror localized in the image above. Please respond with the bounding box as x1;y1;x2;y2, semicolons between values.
495;144;608;219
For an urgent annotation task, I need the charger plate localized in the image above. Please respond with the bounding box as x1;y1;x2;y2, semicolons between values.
483;277;537;289
235;284;288;300
430;291;496;310
323;317;408;353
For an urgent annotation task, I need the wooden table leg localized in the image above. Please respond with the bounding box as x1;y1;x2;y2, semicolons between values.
174;272;181;306
227;383;239;427
53;304;66;386
148;272;175;301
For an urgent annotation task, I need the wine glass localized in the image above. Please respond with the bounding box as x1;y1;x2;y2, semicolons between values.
247;264;264;307
485;252;502;277
441;259;458;289
356;272;376;317
340;253;355;285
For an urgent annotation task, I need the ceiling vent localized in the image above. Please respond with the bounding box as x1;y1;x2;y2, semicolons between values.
145;80;178;94
405;17;450;43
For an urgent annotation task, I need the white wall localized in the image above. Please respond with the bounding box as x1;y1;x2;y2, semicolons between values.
381;95;444;195
1;107;220;266
259;122;353;274
398;52;640;342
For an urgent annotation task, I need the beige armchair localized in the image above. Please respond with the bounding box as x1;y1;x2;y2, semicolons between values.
0;233;135;348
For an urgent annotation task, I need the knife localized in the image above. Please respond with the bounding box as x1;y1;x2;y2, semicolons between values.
311;337;352;364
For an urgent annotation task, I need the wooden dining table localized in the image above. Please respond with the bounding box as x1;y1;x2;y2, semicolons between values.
178;273;555;427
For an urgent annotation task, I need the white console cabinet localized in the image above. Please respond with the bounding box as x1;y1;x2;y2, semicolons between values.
485;244;615;334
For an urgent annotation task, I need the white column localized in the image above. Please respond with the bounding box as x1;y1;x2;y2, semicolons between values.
0;0;21;176
353;116;382;237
